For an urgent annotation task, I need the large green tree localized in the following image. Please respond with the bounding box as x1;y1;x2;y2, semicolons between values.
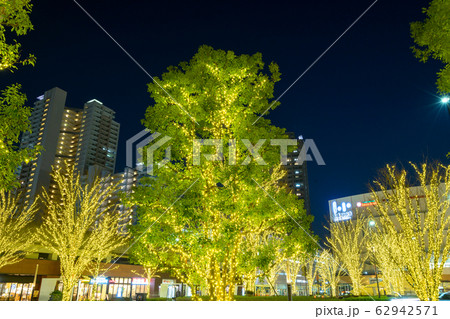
411;0;450;93
0;0;38;190
0;84;39;190
126;46;314;300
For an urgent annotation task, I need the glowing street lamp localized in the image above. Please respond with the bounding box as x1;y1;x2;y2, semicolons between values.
441;96;450;115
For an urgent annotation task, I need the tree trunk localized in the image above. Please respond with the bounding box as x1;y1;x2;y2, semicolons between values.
62;280;74;301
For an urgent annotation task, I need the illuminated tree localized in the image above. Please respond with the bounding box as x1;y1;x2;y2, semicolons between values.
283;257;305;296
317;249;342;297
128;217;169;298
264;258;282;295
239;232;269;295
240;231;301;296
86;261;118;301
0;0;38;190
303;251;318;296
273;240;310;296
0;0;35;71
326;217;368;296
126;46;313;300
0;83;40;190
369;235;404;296
411;0;450;93
369;163;450;301
36;165;130;301
0;191;37;269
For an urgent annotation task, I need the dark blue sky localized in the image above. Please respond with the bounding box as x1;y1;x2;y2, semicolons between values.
1;0;448;239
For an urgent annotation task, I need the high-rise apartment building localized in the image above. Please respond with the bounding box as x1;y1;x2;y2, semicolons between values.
281;134;311;215
16;87;120;202
17;87;74;202
76;99;120;176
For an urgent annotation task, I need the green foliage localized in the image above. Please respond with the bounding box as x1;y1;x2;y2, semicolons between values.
0;84;40;190
411;0;450;93
126;45;314;300
49;290;63;301
0;1;38;190
0;0;35;71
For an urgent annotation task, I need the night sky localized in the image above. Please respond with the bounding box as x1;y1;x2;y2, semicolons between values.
1;0;449;239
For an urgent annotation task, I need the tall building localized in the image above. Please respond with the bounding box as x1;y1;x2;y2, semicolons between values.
16;88;119;203
76;99;120;176
281;134;311;215
17;87;73;202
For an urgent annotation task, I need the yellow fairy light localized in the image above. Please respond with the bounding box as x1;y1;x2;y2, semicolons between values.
36;164;131;301
369;163;450;301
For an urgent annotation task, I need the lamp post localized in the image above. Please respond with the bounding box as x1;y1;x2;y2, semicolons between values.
368;220;381;299
441;96;450;115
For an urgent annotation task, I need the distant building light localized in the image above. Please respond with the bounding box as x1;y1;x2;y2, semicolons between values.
298;135;304;140
86;99;103;104
37;95;44;101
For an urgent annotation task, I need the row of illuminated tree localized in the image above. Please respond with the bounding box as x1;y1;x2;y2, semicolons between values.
326;163;450;301
1;0;449;303
0;166;131;301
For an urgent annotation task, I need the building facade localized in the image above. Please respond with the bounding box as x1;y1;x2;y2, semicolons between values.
281;134;311;215
76;99;120;176
16;88;120;204
16;88;70;204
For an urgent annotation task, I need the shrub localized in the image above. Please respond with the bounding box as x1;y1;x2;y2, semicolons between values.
49;290;63;301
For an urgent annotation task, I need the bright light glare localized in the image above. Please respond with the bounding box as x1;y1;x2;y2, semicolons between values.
369;220;376;227
441;97;450;104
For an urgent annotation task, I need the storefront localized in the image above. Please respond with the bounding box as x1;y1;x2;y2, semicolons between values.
255;285;271;296
131;277;149;299
0;275;35;301
159;279;179;298
0;257;172;300
107;277;132;299
0;282;34;301
65;276;150;300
